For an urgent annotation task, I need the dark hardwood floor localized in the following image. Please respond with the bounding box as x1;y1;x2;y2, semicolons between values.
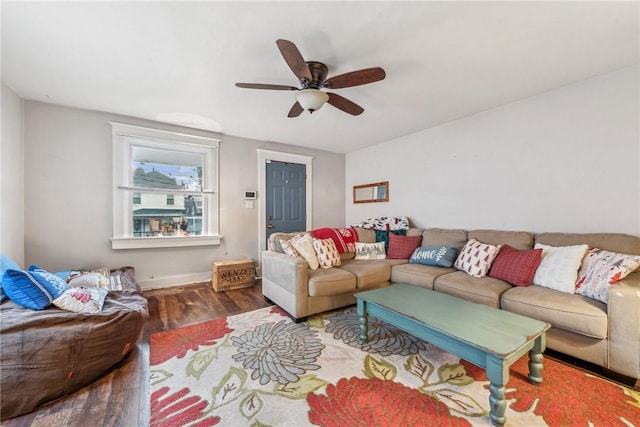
2;281;637;426
0;281;271;427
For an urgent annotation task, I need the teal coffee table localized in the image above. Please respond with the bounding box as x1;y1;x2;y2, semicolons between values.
356;283;550;427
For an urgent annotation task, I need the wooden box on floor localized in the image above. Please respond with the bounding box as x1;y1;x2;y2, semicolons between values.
212;259;256;292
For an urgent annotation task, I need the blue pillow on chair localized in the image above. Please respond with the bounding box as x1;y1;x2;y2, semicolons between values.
2;268;71;310
0;255;21;302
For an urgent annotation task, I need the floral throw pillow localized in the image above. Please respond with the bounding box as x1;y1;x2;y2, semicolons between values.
312;238;342;268
454;238;501;278
53;287;108;313
575;248;640;303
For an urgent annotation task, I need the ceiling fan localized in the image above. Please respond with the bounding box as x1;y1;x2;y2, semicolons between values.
235;39;385;117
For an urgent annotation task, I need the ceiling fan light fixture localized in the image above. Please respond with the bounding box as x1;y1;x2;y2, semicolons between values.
295;89;329;113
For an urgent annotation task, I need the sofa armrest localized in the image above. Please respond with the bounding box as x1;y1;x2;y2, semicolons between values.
261;250;310;319
607;271;640;379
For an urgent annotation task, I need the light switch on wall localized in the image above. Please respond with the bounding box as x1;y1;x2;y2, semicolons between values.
245;200;254;209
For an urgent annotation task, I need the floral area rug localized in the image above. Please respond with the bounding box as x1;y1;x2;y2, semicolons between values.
149;306;640;426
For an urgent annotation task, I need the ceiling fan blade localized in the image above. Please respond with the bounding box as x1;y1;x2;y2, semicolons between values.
235;83;298;91
276;39;312;82
288;102;304;118
324;67;386;89
327;93;364;116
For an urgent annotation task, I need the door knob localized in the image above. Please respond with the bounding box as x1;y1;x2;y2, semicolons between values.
267;224;274;229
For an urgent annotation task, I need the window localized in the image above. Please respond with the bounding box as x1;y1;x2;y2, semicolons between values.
111;122;221;249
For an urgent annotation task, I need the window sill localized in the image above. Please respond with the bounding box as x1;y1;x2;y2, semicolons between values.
111;235;221;250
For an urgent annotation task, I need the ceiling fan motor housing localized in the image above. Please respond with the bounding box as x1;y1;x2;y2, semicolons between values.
302;61;329;89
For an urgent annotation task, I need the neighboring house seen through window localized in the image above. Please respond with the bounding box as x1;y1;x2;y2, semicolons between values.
111;122;221;249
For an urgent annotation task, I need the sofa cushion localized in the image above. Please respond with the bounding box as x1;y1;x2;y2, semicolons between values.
532;243;588;293
488;245;543;287
391;264;454;290
434;271;512;308
338;260;391;290
454;239;501;278
353;227;376;243
535;232;640;255
469;230;534;251
381;259;410;267
308;268;356;297
340;252;355;262
501;285;608;339
421;228;467;248
575;248;640;303
409;246;458;268
387;233;422;259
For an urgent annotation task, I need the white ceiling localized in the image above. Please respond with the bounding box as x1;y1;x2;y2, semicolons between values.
2;1;638;154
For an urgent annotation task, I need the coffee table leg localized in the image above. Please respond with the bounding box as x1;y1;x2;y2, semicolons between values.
486;357;507;427
489;383;506;427
528;334;545;384
357;298;368;343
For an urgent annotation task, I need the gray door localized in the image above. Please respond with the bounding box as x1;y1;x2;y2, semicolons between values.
266;161;306;246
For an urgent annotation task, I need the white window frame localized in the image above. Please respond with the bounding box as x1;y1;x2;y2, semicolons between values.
111;122;221;249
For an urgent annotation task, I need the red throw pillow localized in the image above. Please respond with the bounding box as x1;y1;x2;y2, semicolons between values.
489;245;543;287
387;233;422;259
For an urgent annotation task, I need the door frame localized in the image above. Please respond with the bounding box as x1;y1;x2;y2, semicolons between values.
257;149;313;268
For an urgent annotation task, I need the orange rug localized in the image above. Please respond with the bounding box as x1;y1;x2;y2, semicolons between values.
149;306;639;426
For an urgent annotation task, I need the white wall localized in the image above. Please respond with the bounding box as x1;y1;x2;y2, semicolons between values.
1;83;25;265
347;66;640;236
23;102;345;288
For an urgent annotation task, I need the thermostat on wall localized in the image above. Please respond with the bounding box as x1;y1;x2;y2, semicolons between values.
244;191;257;200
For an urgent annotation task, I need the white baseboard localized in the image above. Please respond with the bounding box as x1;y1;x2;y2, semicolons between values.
139;271;212;291
139;267;262;291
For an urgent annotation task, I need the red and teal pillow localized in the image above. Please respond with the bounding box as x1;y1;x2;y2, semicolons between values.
374;229;407;251
2;266;71;310
488;245;543;287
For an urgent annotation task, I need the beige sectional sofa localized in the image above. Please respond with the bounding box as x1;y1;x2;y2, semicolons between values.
261;227;640;380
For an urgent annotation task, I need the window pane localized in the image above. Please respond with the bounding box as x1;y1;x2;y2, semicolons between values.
132;193;204;237
131;145;204;190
